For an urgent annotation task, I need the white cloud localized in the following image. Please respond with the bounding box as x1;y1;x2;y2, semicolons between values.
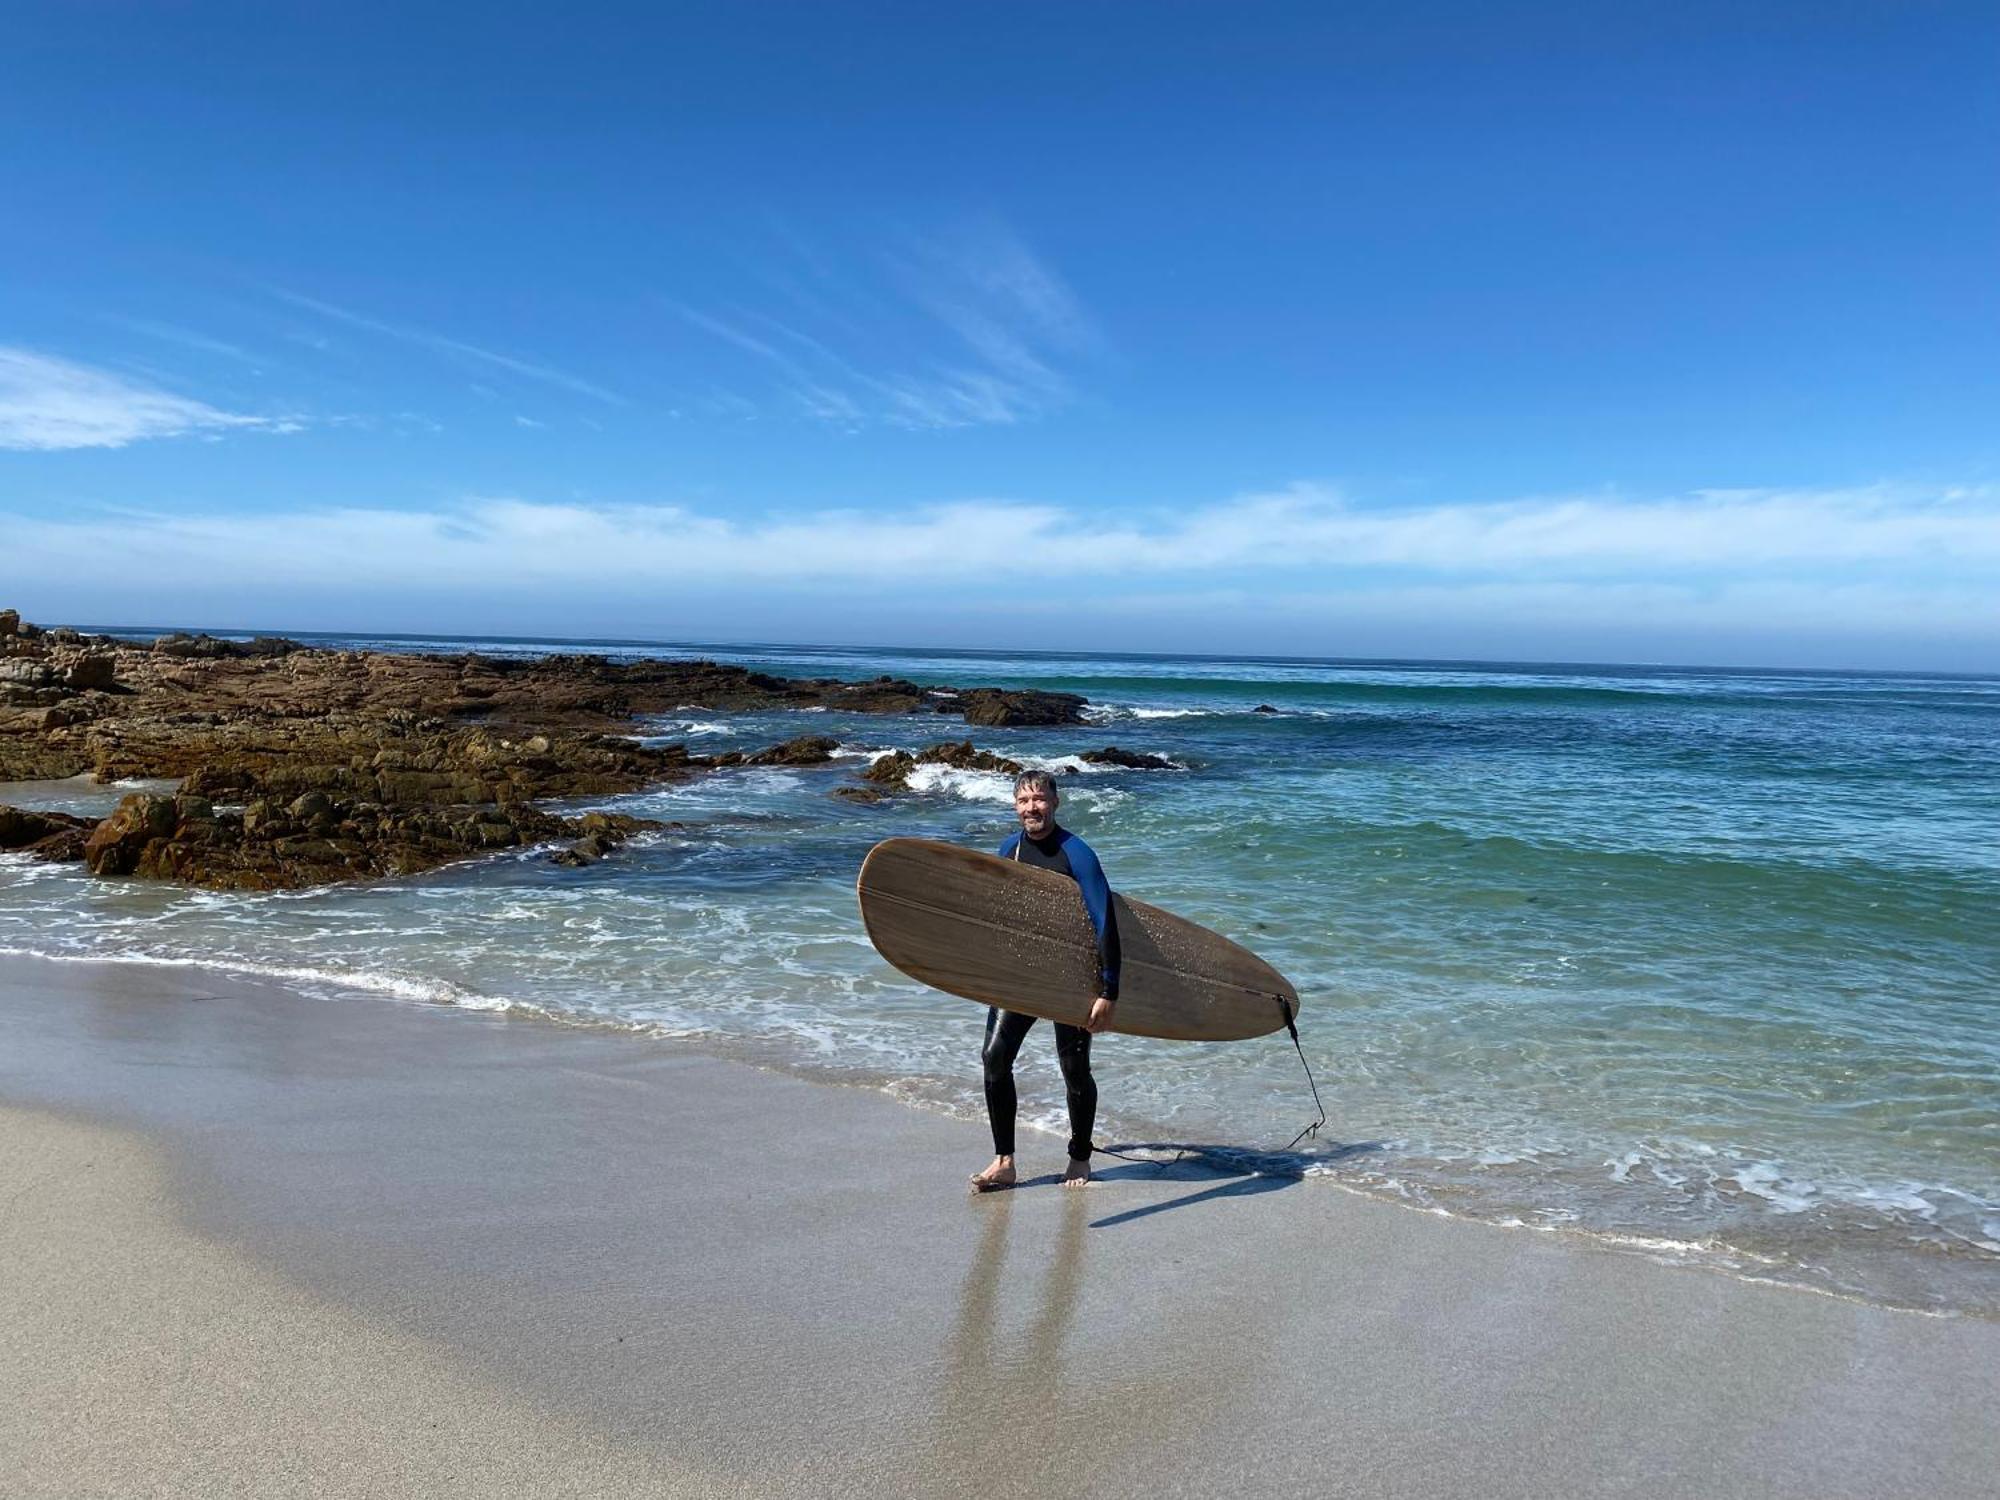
11;482;1997;666
0;347;297;451
1041;482;2000;574
9;482;1997;588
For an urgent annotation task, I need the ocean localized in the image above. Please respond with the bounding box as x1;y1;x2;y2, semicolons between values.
3;631;1996;1315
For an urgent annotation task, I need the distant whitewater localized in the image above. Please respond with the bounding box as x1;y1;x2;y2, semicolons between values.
2;633;1996;1316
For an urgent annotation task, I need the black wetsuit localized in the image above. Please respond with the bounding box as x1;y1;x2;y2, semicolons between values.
982;825;1121;1163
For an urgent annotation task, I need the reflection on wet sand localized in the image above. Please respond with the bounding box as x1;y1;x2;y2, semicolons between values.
931;1193;1108;1489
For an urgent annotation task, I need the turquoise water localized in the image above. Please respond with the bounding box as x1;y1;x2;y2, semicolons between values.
3;634;1996;1313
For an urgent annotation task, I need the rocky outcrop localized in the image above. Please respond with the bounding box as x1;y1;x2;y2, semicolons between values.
960;688;1087;728
81;793;183;875
8;787;663;890
0;805;96;861
547;811;675;867
174;727;694;810
859;752;916;789
1079;745;1177;770
151;632;306;659
712;735;841;769
922;740;1025;775
832;784;891;804
0;614;1091;784
0;609;1101;890
63;653;119;691
0;659;58;691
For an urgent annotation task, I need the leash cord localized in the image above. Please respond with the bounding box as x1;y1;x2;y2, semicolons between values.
1276;996;1327;1153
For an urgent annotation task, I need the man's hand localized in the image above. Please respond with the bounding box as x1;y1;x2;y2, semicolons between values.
1085;997;1116;1034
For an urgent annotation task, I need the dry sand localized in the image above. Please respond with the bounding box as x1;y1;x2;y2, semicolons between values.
3;952;1998;1498
0;1105;738;1499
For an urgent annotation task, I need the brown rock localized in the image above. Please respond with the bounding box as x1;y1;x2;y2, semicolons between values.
63;653;118;691
0;805;96;852
959;689;1087;728
916;740;1023;775
861;751;915;789
151;633;230;659
83;793;179;876
1079;746;1177;770
31;826;93;862
546;811;669;867
550;833;617;866
149;632;303;660
743;735;841;767
287;791;334;820
0;660;57;688
181;765;258;799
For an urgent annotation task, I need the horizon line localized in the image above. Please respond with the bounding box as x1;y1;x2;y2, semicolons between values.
42;616;1999;684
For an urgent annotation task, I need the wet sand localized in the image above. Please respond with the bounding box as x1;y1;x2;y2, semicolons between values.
3;952;1997;1498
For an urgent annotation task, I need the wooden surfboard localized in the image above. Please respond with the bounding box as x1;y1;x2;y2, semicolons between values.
856;837;1299;1041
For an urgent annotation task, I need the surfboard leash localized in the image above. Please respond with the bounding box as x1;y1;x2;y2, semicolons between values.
1275;996;1328;1153
1093;998;1326;1168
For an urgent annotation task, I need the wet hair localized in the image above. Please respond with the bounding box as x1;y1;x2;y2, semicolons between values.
1012;769;1060;804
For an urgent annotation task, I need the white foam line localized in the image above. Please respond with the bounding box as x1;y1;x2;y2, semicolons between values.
0;942;748;1051
0;944;509;1011
1311;1162;1991;1315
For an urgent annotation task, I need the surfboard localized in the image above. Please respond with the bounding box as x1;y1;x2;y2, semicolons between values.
856;837;1299;1041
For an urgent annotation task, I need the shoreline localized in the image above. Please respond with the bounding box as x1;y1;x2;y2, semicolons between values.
3;938;1992;1322
5;951;2000;1497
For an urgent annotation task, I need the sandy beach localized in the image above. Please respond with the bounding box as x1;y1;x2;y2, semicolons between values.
3;951;1998;1499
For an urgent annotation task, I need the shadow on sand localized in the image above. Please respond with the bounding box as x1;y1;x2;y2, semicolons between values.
1080;1137;1387;1228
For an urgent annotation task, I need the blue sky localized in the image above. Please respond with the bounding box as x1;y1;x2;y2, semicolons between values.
3;2;1997;669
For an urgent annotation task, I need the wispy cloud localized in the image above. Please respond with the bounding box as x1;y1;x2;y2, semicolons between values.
670;220;1100;430
0;347;301;451
103;317;270;369
270;289;627;406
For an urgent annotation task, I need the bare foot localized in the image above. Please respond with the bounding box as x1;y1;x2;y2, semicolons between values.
970;1155;1017;1193
1062;1158;1092;1189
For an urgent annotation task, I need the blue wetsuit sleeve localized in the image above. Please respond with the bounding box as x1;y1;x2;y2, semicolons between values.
1062;837;1121;1001
997;831;1022;859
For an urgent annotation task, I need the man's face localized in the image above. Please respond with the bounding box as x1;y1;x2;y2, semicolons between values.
1014;782;1056;839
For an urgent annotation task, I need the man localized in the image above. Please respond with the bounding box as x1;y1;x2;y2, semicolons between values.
970;770;1121;1192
